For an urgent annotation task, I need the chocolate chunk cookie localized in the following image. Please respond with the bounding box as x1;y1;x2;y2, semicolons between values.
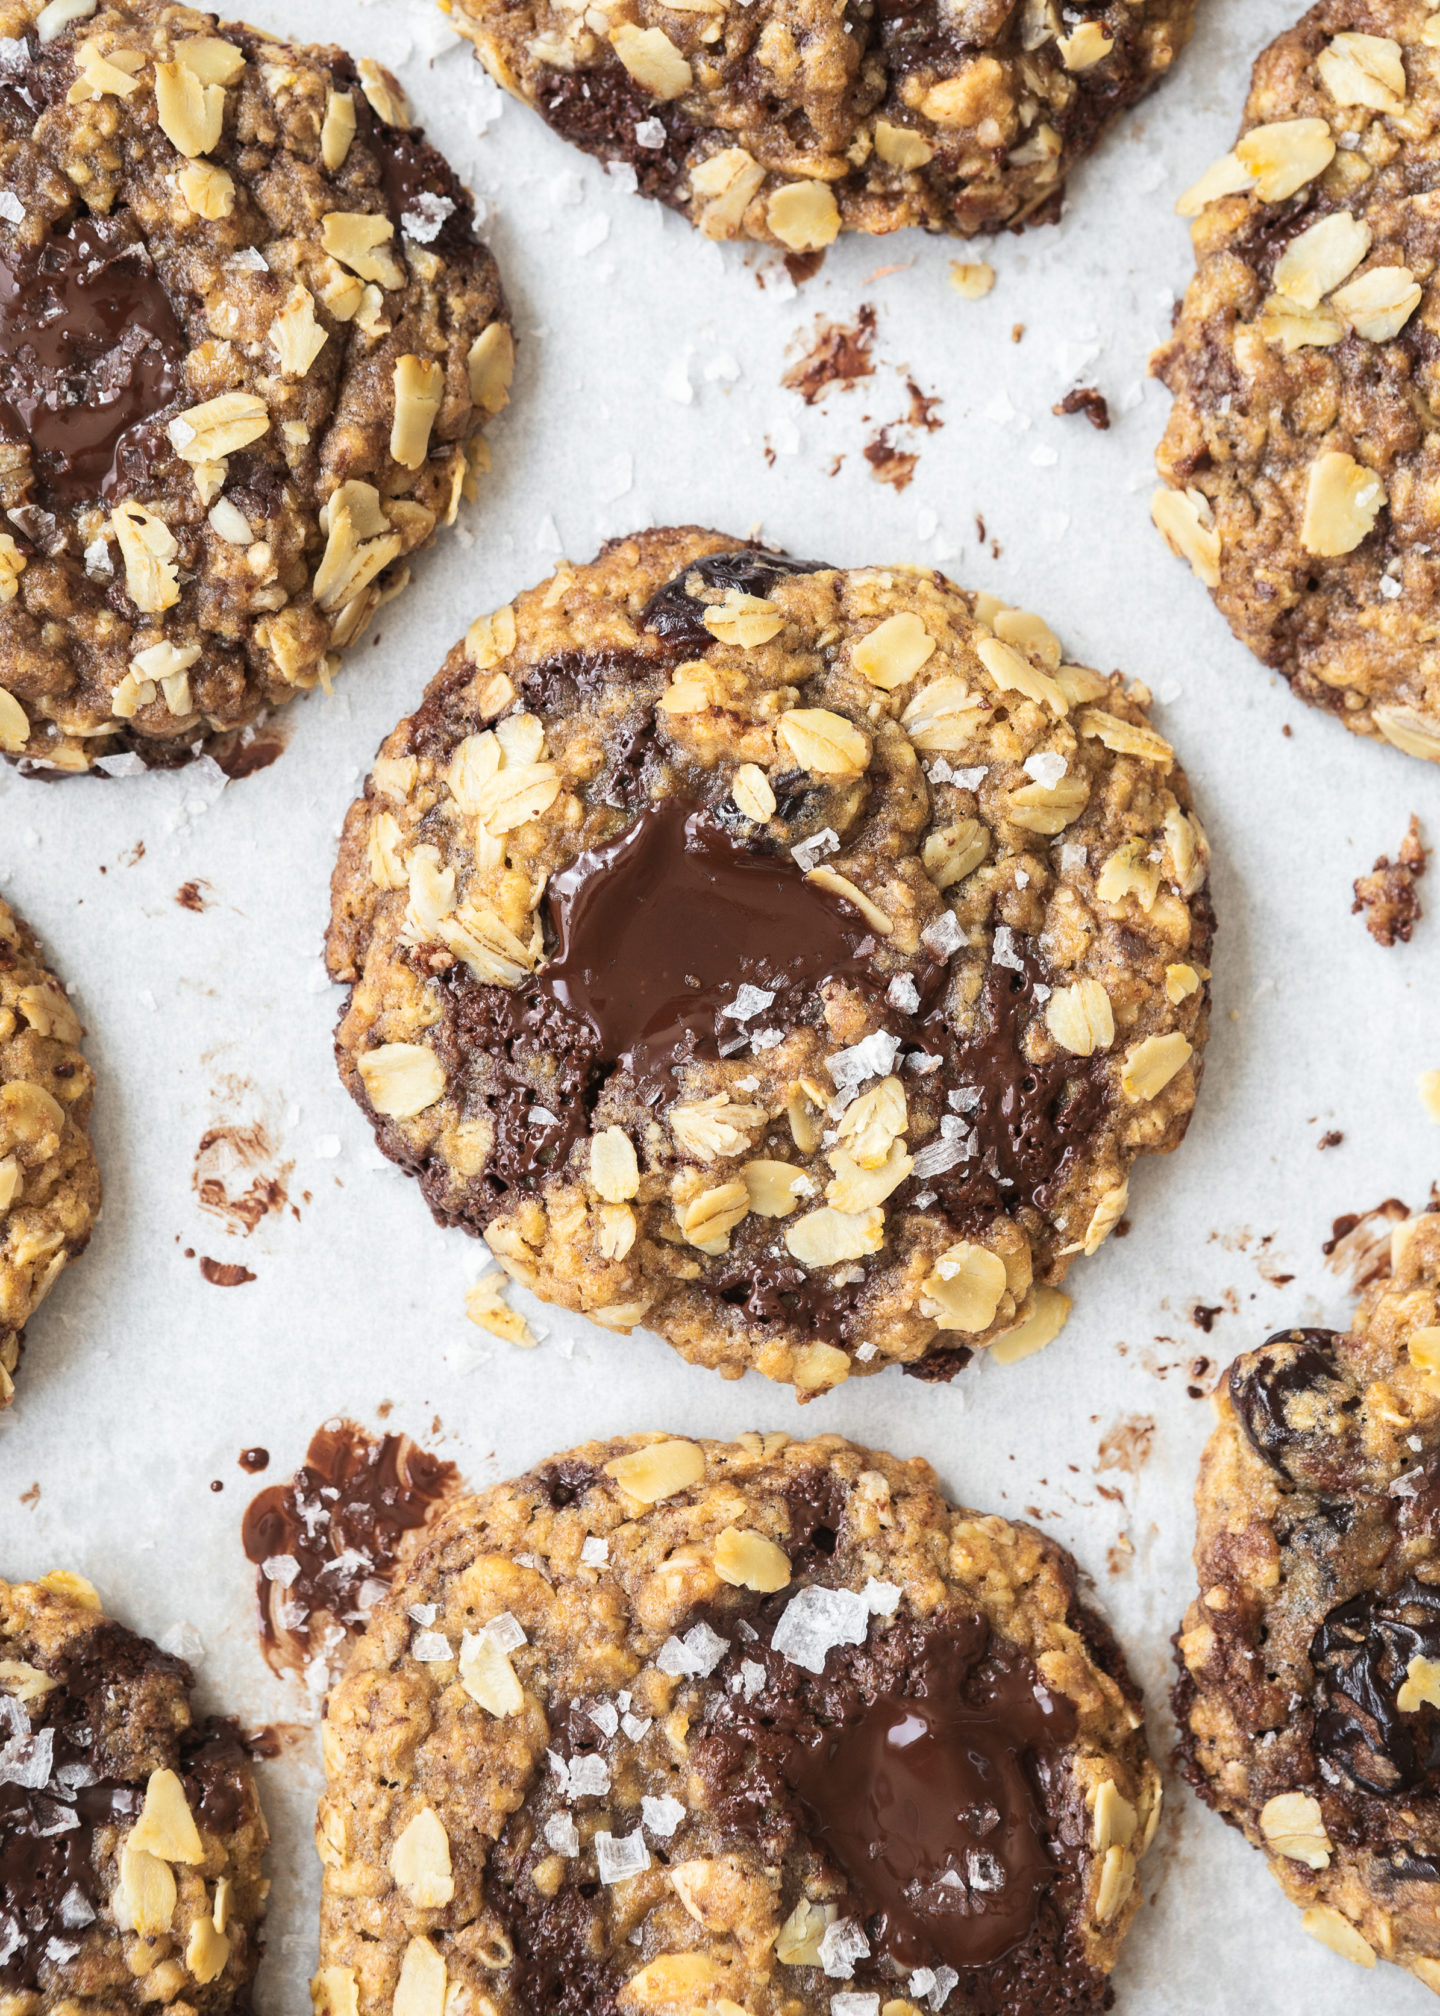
0;0;513;775
1176;1209;1440;1990
314;1432;1161;2016
1153;2;1440;763
447;0;1196;247
0;897;99;1407
0;1569;268;2009
326;527;1214;1391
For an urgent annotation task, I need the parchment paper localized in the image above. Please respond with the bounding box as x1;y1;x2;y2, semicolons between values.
2;0;1439;2006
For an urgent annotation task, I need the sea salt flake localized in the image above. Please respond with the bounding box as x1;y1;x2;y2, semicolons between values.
920;912;964;960
622;1712;652;1741
0;193;22;223
566;1753;611;1798
634;116;666;147
928;1965;959;2008
827;1030;901;1092
0;1727;53;1790
720;983;776;1022
641;1794;686;1837
855;1341;877;1361
967;1850;1005;1891
45;1938;79;1964
261;1555;301;1587
909;1970;936;1998
59;1885;95;1929
791;827;840;872
886;974;921;1014
411;1631;453;1662
831;2000;880;2016
595;1828;650;1884
407;1603;438;1627
991;924;1025;972
654;1622;731;1676
586;1700;619;1738
35;1797;79;1836
1023;750;1067;788
483;1612;528;1653
158;1620;204;1663
580;1536;609;1567
863;1577;902;1616
738;1658;767;1700
545;1812;580;1856
926;757;954;784
1059;841;1087;875
905;1050;942;1075
750;1027;784;1052
951;765;987;789
402;192;456;243
772;1585;870;1673
819;1917;870;1978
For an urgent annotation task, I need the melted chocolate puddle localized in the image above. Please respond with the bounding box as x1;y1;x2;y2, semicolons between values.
241;1420;459;1673
438;797;878;1197
0;214;186;508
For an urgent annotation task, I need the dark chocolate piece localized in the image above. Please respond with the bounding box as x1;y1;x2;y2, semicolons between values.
641;548;832;654
1311;1579;1440;1795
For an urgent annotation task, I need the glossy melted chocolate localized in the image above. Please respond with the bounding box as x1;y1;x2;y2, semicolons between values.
241;1420;458;1671
789;1624;1075;1972
0;214;185;508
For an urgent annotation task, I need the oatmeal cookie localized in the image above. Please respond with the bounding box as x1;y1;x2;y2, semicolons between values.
0;897;99;1407
314;1431;1161;2016
1176;1208;1440;1991
326;527;1214;1391
1154;2;1440;763
447;0;1196;248
0;0;513;775
0;1569;268;2011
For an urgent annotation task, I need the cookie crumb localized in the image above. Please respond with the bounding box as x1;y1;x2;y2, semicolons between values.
467;1269;538;1346
199;1257;256;1287
1352;814;1427;946
1053;386;1111;431
1317;1129;1344;1151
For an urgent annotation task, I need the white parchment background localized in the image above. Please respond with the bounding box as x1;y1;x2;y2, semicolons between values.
2;0;1439;2006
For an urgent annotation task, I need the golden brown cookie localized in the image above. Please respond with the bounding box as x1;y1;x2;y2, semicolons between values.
1177;1209;1440;1992
314;1432;1161;2016
0;1570;268;2010
326;527;1214;1391
448;0;1197;248
0;0;513;773
0;897;99;1407
1154;1;1440;762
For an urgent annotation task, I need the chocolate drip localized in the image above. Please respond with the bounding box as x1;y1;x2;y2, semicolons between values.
1310;1580;1440;1794
0;214;185;509
0;1623;249;1990
436;797;878;1207
241;1420;459;1671
641;547;833;653
1228;1329;1362;1492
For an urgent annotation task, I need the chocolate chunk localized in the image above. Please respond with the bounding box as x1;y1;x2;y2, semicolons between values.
641;547;833;654
432;796;880;1212
1053;387;1111;431
1310;1580;1440;1794
0;213;186;509
241;1420;458;1671
1228;1329;1361;1492
537;66;699;206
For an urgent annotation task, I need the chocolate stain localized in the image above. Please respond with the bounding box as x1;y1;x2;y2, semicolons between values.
1318;1129;1344;1150
192;1090;294;1238
175;879;212;913
1323;1198;1411;1293
199;1256;255;1287
241;1420;461;1675
781;303;877;403
864;425;920;491
1096;1416;1156;1479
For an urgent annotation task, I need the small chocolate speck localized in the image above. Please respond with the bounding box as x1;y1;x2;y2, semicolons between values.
1053;386;1110;430
199;1256;256;1287
1318;1129;1344;1150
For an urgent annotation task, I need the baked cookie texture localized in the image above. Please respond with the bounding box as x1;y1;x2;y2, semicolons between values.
1154;1;1440;764
0;0;513;775
314;1432;1161;2016
0;1570;268;2011
1177;1209;1440;1992
446;0;1196;247
327;526;1214;1392
0;898;99;1408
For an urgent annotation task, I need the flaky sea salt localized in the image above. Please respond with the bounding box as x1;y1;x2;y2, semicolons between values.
641;1794;686;1837
910;1114;975;1180
586;1701;619;1738
792;827;840;872
544;1812;580;1856
772;1586;870;1674
656;1621;730;1678
566;1753;612;1799
621;1712;652;1742
634;116;666;147
863;1578;902;1616
580;1535;610;1567
402;193;456;243
991;924;1024;972
595;1828;650;1884
482;1612;527;1653
886;973;921;1014
920;912;964;960
830;1999;879;2016
827;1030;901;1093
261;1555;301;1587
819;1917;870;1979
720;983;776;1022
411;1631;452;1662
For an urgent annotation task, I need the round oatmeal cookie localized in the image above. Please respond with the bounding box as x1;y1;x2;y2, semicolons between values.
0;0;513;775
313;1431;1161;2016
446;0;1195;248
1153;1;1440;764
0;1568;268;2011
1175;1208;1440;1991
0;897;99;1408
326;526;1214;1391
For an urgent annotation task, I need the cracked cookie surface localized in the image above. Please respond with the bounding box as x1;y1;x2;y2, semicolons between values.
0;0;512;774
314;1431;1160;2016
1177;1210;1440;1992
0;1570;268;2012
0;897;98;1408
1154;1;1440;763
326;526;1213;1391
447;0;1195;247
